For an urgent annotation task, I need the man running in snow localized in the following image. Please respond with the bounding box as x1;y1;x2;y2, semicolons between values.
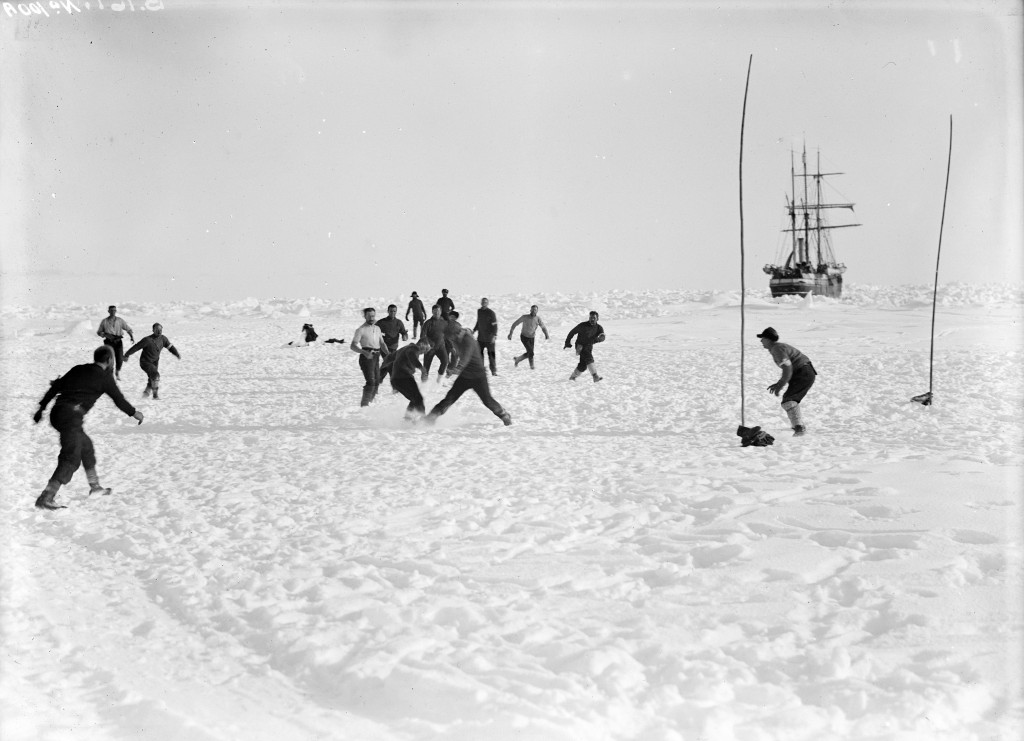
473;297;499;376
124;323;181;400
96;305;134;380
508;304;550;370
758;326;816;436
32;345;144;509
405;291;427;339
376;304;409;381
350;308;390;406
382;338;431;418
421;305;449;381
564;311;606;382
426;328;511;426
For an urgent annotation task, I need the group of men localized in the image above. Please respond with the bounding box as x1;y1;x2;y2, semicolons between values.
31;296;816;510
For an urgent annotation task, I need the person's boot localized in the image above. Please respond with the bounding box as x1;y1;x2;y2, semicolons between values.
587;363;603;382
499;412;512;426
514;354;523;368
89;485;112;496
569;369;581;381
143;385;151;398
782;401;805;435
85;469;111;496
35;484;65;510
529;360;535;370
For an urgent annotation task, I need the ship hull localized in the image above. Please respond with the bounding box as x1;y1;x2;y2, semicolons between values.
768;273;843;299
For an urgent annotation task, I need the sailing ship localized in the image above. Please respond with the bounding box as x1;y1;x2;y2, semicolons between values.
763;145;860;298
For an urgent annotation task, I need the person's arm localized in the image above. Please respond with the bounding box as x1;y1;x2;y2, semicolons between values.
767;360;792;396
96;319;106;338
399;321;408;341
102;372;143;422
489;312;497;334
564;324;580;348
539;317;550;340
594;325;606;344
124;338;144;358
168;340;181;360
507;315;523;340
405;303;412;321
33;375;64;422
350;327;366;356
124;320;134;342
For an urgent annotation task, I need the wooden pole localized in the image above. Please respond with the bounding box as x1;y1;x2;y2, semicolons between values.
927;115;953;400
739;55;752;426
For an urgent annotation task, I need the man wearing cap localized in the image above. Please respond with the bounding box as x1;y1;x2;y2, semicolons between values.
350;308;390;407
564;311;606;382
758;326;816;436
436;288;455;320
405;292;426;339
96;305;134;380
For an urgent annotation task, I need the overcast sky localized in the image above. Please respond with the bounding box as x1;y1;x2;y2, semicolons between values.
2;0;1021;306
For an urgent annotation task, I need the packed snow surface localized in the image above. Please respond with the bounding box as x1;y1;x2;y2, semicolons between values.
1;284;1022;740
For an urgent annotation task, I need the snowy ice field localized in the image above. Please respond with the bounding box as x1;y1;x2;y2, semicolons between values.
1;283;1022;741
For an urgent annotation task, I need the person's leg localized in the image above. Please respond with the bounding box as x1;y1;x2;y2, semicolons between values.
142;361;161;399
393;377;425;415
112;339;124;376
781;365;815;435
524;336;535;368
470;377;512;425
486;342;497;375
427;374;471;419
370;353;381;403
422;349;435;379
37;405;84;508
358;354;375;407
436;345;449;378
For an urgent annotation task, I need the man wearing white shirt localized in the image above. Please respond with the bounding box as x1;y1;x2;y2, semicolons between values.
96;305;134;380
350;308;389;407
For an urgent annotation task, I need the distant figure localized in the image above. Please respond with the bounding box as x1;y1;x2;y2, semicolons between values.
508;304;550;370
473;297;499;376
565;311;606;382
350;307;389;407
286;323;318;347
758;326;816;436
421;305;449;381
426;328;511;426
32;345;144;509
376;304;409;381
124;323;182;400
406;292;427;339
382;338;431;419
444;310;463;377
96;305;134;380
436;288;455;319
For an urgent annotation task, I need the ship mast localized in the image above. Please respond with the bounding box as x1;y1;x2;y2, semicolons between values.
801;145;810;265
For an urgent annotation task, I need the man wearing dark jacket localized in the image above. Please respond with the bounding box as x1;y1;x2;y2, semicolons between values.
405;292;427;339
382;338;431;418
124;323;181;400
473;297;499;376
32;346;144;509
565;311;606;382
421;305;449;381
426;329;511;426
436;288;455;319
376;304;409;381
